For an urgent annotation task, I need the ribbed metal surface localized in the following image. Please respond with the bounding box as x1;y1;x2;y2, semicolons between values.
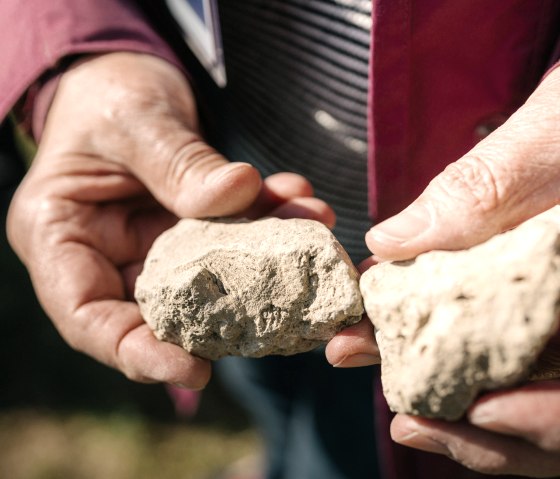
217;0;371;262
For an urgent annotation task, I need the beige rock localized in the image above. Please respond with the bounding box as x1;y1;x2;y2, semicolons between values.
135;217;363;360
361;208;560;420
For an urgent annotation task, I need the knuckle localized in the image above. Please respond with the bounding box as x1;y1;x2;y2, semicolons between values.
434;155;502;215
31;198;80;251
7;181;35;224
7;189;55;258
6;199;26;253
62;329;87;355
100;58;194;123
165;138;223;190
103;76;171;122
99;85;198;164
55;312;92;357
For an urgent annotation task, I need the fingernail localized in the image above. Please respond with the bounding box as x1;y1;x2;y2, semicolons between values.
208;162;253;185
395;431;450;456
468;402;497;426
333;353;380;368
368;204;431;245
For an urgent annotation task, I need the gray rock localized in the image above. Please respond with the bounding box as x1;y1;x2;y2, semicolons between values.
135;217;363;360
361;208;560;420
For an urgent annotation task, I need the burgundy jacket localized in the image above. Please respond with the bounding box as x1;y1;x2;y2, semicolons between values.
2;1;560;477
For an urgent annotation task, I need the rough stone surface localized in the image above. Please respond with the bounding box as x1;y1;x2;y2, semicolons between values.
361;208;560;420
135;217;363;360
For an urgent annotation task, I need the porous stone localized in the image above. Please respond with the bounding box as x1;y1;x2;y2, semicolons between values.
135;217;363;360
361;208;560;420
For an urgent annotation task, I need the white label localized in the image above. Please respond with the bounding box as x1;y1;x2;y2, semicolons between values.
165;0;227;87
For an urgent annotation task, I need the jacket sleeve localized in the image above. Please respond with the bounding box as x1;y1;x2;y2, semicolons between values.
0;0;182;123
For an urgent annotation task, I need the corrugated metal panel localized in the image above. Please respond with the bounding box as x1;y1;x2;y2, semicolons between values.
218;0;371;261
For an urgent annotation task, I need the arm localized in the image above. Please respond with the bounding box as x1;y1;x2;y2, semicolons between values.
0;0;181;125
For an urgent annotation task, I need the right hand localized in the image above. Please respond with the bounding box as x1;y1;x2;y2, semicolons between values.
7;52;334;389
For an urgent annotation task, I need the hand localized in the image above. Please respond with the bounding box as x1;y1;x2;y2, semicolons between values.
327;66;560;475
7;52;333;389
325;256;381;368
391;381;560;477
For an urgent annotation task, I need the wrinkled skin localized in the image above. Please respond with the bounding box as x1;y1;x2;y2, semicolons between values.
10;48;560;476
327;67;560;476
7;52;335;389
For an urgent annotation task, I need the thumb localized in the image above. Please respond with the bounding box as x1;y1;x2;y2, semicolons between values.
366;67;560;261
116;56;263;218
42;52;263;219
131;132;262;218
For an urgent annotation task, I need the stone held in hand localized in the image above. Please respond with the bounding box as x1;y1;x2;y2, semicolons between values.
135;217;364;360
360;208;560;421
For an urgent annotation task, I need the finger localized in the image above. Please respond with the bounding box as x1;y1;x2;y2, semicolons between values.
76;301;210;388
357;256;379;274
83;299;210;390
72;199;177;265
28;232;210;388
366;68;560;261
114;68;263;218
269;196;336;228
241;172;315;219
132;143;263;219
326;258;380;367
43;53;263;219
467;380;560;452
392;414;560;477
325;317;380;367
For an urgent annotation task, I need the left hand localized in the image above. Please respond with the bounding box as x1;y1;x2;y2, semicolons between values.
326;66;560;475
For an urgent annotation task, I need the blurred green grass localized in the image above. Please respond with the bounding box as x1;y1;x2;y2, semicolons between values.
0;410;259;479
1;125;260;479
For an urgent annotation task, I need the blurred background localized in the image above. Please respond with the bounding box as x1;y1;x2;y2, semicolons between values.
0;119;260;479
